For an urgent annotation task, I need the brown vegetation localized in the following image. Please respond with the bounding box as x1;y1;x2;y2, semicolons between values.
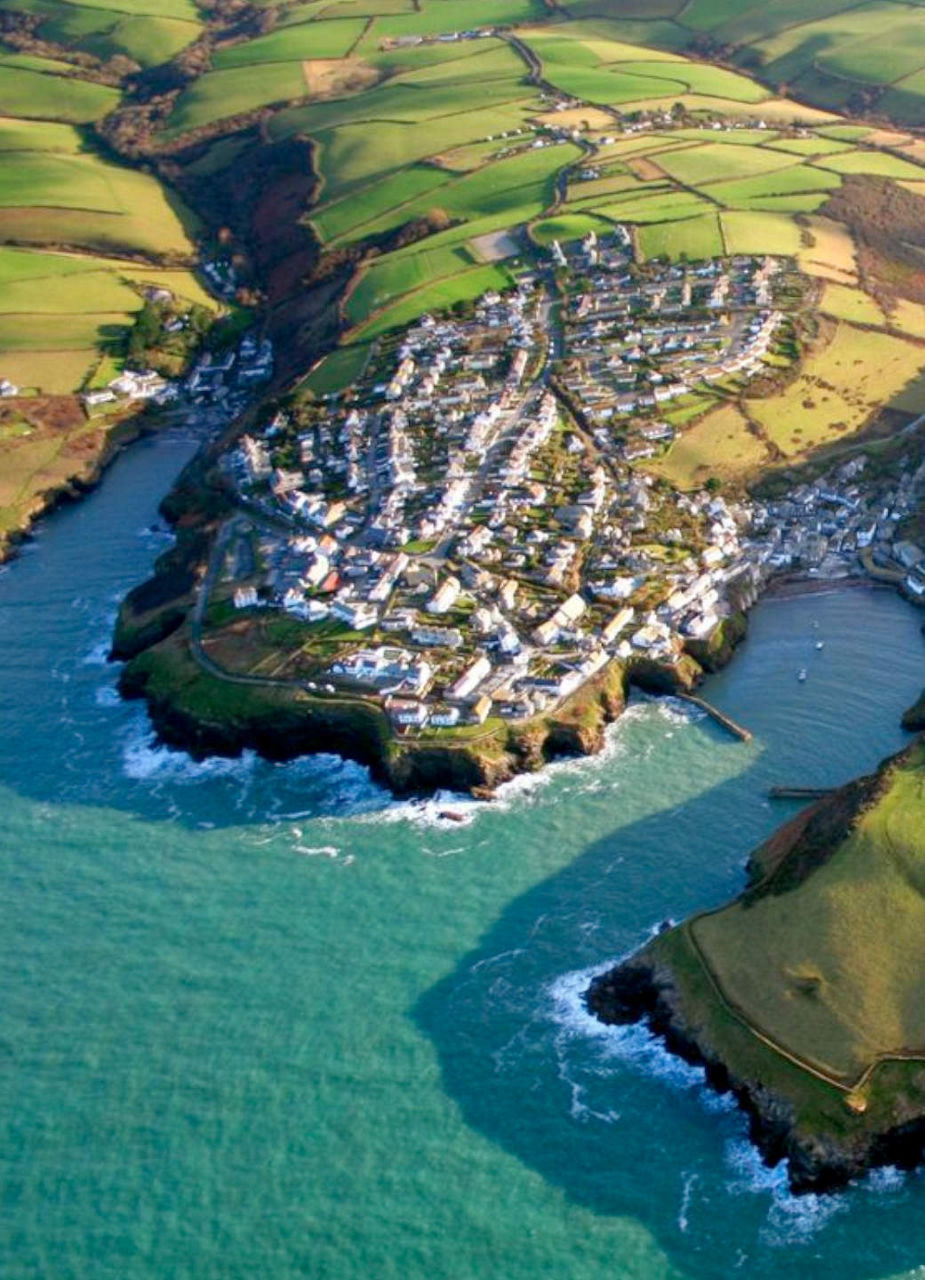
302;57;382;99
823;176;925;308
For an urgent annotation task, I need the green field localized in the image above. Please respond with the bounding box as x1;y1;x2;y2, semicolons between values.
212;17;366;66
598;189;713;224
0;113;79;151
171;27;531;138
0;97;209;399
530;212;615;244
298;101;539;203
0;0;201;62
817;149;925;181
315;142;574;250
312;166;453;245
168;64;309;134
0;62;118;122
349;262;514;339
766;135;855;157
302;342;373;396
636;212;724;261
3;0;925;505
692;744;925;1085
0;143;198;256
344;244;477;324
655;142;798;186
708;165;841;207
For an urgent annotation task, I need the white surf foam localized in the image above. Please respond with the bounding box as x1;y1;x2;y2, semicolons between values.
293;843;341;859
547;960;707;1089
354;789;482;831
122;725;260;786
549;958;850;1246
94;685;121;708
678;1170;698;1233
724;1137;847;1245
862;1164;906;1195
353;694;706;829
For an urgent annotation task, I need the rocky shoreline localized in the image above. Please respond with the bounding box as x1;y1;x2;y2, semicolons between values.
0;408;161;566
116;622;710;798
585;749;925;1195
586;947;925;1195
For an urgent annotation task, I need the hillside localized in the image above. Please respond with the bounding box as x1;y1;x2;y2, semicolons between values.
556;0;925;124
0;30;224;555
587;741;925;1192
2;3;925;608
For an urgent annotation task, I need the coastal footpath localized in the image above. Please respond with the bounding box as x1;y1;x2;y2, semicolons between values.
115;583;718;796
587;740;925;1193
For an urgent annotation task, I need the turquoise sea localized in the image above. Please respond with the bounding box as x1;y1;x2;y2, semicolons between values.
4;430;925;1279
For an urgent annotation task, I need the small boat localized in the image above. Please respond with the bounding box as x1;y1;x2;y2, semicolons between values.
797;668;808;682
815;640;825;651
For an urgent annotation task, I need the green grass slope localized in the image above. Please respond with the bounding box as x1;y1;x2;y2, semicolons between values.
683;743;925;1090
555;0;925;124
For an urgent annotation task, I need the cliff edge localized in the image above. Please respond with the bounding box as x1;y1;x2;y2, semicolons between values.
587;742;925;1193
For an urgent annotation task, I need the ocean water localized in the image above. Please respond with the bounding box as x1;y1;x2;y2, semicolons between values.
3;431;925;1278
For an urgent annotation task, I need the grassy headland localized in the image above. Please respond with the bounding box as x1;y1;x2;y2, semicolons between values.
588;742;925;1192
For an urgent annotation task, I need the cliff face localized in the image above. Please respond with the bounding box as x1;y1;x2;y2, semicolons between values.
586;745;925;1194
118;630;641;797
685;611;748;674
586;953;879;1194
901;689;925;731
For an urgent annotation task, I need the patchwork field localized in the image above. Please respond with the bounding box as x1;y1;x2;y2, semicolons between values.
0;77;208;403
554;1;925;126
0;245;215;393
1;0;201;67
233;10;925;439
509;22;925;267
2;0;925;531
0;28;221;553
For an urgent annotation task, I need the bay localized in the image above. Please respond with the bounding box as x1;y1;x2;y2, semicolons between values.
2;430;925;1278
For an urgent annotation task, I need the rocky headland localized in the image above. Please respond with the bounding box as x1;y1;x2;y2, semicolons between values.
586;742;925;1194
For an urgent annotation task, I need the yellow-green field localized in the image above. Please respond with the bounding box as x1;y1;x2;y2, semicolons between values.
796;215;857;284
652;404;769;489
691;744;925;1086
746;322;925;455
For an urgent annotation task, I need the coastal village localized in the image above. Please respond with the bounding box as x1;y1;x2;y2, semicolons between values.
181;231;925;735
80;323;274;417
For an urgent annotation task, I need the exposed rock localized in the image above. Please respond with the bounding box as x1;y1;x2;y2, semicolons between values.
586;747;925;1194
901;690;925;731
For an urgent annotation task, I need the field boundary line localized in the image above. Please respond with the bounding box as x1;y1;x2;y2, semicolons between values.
683;918;853;1092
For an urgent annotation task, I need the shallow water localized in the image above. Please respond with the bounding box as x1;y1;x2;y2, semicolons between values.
3;432;925;1278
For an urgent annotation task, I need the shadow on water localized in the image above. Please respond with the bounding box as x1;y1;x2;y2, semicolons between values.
413;760;925;1280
